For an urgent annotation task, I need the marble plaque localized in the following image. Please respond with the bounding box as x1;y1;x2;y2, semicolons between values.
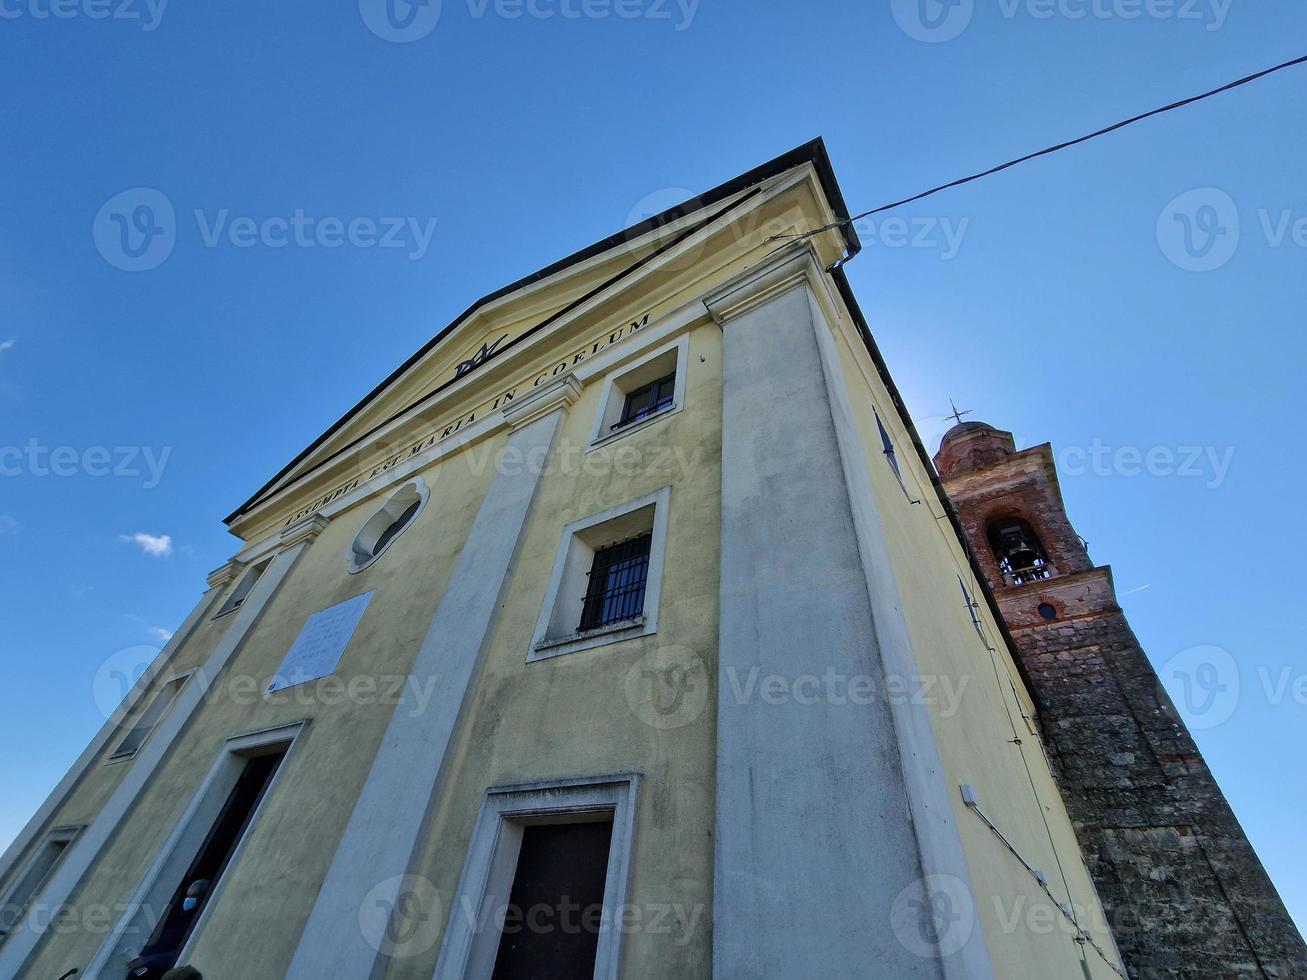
267;591;374;694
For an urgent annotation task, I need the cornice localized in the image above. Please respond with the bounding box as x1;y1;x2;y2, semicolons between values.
702;244;826;326
206;560;244;590
501;375;583;431
279;513;331;549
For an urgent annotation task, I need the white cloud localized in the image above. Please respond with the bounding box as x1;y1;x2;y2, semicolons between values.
121;532;173;557
0;514;18;534
0;339;13;356
125;613;174;643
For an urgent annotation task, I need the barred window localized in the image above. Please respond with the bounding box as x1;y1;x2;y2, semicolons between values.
531;487;668;659
579;533;652;631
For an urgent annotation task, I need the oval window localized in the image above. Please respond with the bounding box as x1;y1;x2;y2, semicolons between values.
348;481;428;573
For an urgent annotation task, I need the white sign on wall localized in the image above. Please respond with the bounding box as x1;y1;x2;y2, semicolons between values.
267;591;374;694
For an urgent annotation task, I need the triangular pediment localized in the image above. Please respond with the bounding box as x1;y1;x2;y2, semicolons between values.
225;139;858;536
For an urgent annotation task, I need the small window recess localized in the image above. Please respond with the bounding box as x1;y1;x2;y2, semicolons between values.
874;408;921;505
213;560;270;620
957;575;995;651
588;339;688;450
107;672;193;763
0;826;82;947
530;488;670;661
348;479;429;574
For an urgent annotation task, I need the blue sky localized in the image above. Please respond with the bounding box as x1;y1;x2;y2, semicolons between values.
2;0;1303;930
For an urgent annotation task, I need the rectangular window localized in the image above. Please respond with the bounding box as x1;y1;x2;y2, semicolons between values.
492;820;615;979
84;722;304;978
614;373;675;432
126;751;285;976
213;561;267;620
579;533;652;632
530;487;669;660
434;776;638;980
588;339;687;448
0;827;80;946
109;674;189;762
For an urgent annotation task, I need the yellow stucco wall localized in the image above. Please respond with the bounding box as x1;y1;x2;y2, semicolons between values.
10;165;1121;980
826;310;1123;979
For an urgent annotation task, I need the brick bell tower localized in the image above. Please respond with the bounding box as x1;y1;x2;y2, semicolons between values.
934;421;1305;980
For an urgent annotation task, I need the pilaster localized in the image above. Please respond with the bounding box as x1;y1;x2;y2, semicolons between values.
285;385;572;980
705;246;992;979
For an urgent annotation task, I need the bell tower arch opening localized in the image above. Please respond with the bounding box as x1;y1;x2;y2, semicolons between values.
985;514;1053;587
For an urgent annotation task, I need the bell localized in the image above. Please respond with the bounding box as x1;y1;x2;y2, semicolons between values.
1002;531;1039;570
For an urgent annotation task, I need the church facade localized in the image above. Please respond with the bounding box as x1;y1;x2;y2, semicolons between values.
0;139;1277;979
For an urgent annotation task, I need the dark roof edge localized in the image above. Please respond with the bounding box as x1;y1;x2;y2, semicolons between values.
827;265;1040;701
225;137;858;526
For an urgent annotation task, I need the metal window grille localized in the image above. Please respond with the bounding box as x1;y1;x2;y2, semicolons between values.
612;373;675;431
579;533;652;631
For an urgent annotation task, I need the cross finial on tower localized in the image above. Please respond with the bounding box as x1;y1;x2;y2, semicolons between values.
946;399;973;427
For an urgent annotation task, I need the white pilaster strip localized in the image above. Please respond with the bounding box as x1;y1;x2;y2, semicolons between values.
802;269;996;980
0;519;327;977
704;247;992;979
284;383;574;980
